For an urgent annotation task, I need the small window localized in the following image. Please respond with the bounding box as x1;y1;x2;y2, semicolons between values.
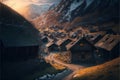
104;37;109;42
80;43;84;46
96;53;102;57
95;50;99;53
90;36;94;38
109;39;114;44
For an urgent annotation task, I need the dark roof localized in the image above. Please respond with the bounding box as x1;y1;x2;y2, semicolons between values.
66;40;76;50
86;31;106;44
66;37;95;50
88;31;106;37
56;38;72;46
0;3;40;47
66;37;93;50
95;34;120;51
41;36;46;39
41;36;48;41
46;41;57;48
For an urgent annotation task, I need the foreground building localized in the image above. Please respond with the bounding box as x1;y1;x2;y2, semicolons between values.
0;3;40;61
95;34;120;63
66;37;96;63
86;31;106;44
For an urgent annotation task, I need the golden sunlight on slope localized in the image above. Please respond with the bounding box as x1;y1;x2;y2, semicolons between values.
33;10;62;30
2;0;34;20
73;57;120;80
45;53;66;70
3;0;25;11
2;1;28;19
17;7;31;20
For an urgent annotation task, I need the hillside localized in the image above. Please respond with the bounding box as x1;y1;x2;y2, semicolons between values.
32;0;119;32
72;57;120;80
0;2;40;46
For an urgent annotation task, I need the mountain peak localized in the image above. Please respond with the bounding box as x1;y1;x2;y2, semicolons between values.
33;0;119;32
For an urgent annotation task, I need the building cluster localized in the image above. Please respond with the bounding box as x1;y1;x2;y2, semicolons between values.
41;30;120;64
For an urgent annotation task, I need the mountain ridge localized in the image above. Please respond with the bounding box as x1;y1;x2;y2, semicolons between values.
32;0;119;32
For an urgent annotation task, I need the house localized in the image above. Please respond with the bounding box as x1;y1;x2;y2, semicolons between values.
56;38;72;51
94;34;120;63
86;31;106;44
0;3;40;62
106;29;116;34
69;32;78;38
88;26;99;32
66;37;96;63
46;41;59;52
41;36;48;43
99;22;115;31
0;40;3;64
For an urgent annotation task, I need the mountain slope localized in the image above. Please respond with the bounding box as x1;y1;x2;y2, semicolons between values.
2;0;61;20
33;0;119;32
73;57;120;80
0;3;40;46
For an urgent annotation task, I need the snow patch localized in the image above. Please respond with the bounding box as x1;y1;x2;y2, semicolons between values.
70;0;83;12
84;0;94;9
63;0;84;21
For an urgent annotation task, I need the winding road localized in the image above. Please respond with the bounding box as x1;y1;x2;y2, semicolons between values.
45;54;85;80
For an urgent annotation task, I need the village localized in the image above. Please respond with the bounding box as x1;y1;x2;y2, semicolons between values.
39;25;120;65
1;1;119;80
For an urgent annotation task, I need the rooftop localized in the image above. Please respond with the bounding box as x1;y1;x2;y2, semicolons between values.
66;37;83;50
56;38;71;46
95;34;120;51
86;31;106;44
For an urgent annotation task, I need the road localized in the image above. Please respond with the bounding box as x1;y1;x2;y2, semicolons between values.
45;54;85;80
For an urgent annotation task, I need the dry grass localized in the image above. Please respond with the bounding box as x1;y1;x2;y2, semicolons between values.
45;53;66;70
49;61;66;70
55;51;71;63
73;57;120;80
50;52;71;70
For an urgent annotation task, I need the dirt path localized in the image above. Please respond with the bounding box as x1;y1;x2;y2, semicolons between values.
45;54;85;80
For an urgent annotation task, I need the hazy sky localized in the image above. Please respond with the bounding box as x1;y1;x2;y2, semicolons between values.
3;0;61;19
3;0;61;10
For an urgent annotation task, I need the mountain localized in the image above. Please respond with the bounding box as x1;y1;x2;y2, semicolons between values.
0;3;40;47
33;0;119;32
54;0;119;21
20;4;51;20
2;0;61;20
